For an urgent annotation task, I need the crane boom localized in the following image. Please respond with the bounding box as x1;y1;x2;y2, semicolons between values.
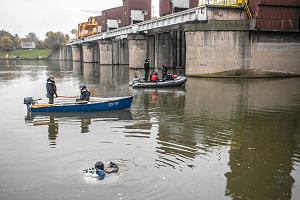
80;10;102;14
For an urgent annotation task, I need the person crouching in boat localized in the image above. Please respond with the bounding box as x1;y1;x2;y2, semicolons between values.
164;71;173;81
77;84;91;103
46;76;57;104
150;70;159;82
131;71;141;85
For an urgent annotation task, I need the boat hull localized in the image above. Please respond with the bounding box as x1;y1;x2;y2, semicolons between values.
30;96;133;112
131;76;187;89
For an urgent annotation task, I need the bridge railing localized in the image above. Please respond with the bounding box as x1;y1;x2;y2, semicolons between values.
198;0;247;7
68;6;208;45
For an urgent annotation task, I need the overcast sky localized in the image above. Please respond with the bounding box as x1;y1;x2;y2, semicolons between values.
0;0;159;39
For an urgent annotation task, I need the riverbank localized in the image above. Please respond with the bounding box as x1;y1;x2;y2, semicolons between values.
0;49;51;60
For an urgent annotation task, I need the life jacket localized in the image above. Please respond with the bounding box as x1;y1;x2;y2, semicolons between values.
80;88;91;101
151;74;158;82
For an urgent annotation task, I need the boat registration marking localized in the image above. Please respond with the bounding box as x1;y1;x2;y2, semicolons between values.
108;101;119;107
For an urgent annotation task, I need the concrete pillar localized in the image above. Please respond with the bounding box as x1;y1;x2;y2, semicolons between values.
65;46;72;61
182;31;186;68
155;34;159;68
147;35;155;69
112;39;120;65
71;45;81;62
92;42;99;63
82;43;93;63
98;39;112;65
120;39;129;65
156;33;172;68
175;31;181;67
128;34;147;69
111;39;129;65
173;30;186;68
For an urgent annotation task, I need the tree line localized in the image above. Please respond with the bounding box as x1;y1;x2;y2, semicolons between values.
0;30;69;51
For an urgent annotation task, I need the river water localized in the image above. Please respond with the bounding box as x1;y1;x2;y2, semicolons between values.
0;60;300;200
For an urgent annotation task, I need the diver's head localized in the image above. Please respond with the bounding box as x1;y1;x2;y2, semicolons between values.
95;161;104;170
79;84;86;90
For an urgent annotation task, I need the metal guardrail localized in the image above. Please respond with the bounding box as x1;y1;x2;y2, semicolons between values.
67;7;208;46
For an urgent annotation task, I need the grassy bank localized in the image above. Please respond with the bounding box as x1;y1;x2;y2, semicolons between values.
0;49;51;59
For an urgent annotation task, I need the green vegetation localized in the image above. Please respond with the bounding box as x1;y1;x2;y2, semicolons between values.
0;29;69;59
44;31;69;50
0;49;51;59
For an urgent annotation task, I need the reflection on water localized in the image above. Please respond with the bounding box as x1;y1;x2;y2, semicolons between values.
25;110;133;147
184;78;300;200
0;60;300;200
48;116;58;147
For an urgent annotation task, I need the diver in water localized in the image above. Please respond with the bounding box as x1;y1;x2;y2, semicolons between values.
83;161;119;180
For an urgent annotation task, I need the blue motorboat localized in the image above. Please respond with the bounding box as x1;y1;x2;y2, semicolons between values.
24;96;133;112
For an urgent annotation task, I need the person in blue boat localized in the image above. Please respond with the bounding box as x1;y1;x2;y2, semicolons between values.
77;84;91;102
46;76;57;104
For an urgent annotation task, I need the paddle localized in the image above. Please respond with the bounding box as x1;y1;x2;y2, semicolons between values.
57;95;110;101
57;95;79;98
32;98;43;101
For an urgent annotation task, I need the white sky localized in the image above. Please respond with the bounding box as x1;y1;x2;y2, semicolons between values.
0;0;159;39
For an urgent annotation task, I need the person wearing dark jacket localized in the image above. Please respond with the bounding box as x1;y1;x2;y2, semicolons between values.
79;85;91;102
144;58;150;81
161;64;168;80
46;76;57;104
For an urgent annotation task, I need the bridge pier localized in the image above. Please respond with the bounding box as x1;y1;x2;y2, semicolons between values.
98;39;113;65
112;39;129;65
171;30;185;68
65;46;73;61
92;42;99;63
82;43;94;63
112;39;119;65
185;22;300;77
71;45;81;62
120;39;129;65
155;33;172;69
128;34;147;68
147;35;155;69
49;46;73;61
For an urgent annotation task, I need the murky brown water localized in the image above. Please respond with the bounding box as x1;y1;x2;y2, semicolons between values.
0;60;300;200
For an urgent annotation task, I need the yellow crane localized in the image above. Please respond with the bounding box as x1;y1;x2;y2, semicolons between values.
77;10;101;39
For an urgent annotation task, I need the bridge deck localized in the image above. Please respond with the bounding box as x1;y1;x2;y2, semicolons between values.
68;7;208;45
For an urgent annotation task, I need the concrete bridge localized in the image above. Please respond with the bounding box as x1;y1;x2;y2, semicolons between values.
52;5;300;77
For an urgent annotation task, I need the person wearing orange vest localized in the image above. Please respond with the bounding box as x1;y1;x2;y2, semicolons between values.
150;70;158;82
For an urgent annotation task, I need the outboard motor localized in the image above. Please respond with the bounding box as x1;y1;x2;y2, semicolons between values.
24;97;33;111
